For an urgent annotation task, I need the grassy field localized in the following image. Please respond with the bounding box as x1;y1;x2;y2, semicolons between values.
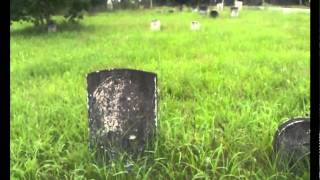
10;7;310;179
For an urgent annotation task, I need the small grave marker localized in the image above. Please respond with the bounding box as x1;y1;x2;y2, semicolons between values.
199;5;208;15
87;69;157;157
190;21;200;31
210;10;219;18
230;7;239;17
150;19;161;31
273;117;310;173
47;22;57;33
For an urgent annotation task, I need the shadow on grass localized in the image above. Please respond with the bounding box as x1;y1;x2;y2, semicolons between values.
10;21;96;37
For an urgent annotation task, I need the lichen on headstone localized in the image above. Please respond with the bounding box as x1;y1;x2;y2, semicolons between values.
87;69;157;158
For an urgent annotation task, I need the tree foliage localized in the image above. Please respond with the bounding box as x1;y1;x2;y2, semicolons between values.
10;0;92;26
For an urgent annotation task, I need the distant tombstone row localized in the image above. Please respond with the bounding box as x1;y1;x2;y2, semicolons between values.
196;5;220;18
195;3;241;18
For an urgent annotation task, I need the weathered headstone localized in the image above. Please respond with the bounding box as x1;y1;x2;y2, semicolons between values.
87;69;157;157
273;117;310;173
190;21;200;31
150;19;161;31
230;6;239;17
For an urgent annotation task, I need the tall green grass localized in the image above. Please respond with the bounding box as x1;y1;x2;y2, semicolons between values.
11;7;310;179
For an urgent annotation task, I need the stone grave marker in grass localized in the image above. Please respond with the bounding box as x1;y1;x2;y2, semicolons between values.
87;69;157;159
107;0;113;10
230;6;239;17
216;2;223;12
199;5;208;15
190;21;200;31
150;19;161;31
47;20;57;33
273;117;310;174
210;10;219;18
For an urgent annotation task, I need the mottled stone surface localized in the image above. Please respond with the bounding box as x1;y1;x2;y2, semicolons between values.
87;69;157;156
273;118;310;171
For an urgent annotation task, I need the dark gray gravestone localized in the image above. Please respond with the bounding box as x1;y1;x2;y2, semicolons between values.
87;69;157;157
47;20;57;33
273;117;310;173
210;10;219;18
199;5;208;15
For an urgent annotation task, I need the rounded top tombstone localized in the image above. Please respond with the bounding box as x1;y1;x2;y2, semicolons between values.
273;117;310;173
210;10;219;18
87;69;157;158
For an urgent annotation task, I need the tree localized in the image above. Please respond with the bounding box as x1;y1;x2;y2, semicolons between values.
10;0;92;26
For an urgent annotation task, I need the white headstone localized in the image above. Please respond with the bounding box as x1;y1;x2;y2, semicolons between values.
234;1;243;10
150;20;161;31
230;7;239;17
190;21;200;31
107;0;113;10
217;3;223;11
